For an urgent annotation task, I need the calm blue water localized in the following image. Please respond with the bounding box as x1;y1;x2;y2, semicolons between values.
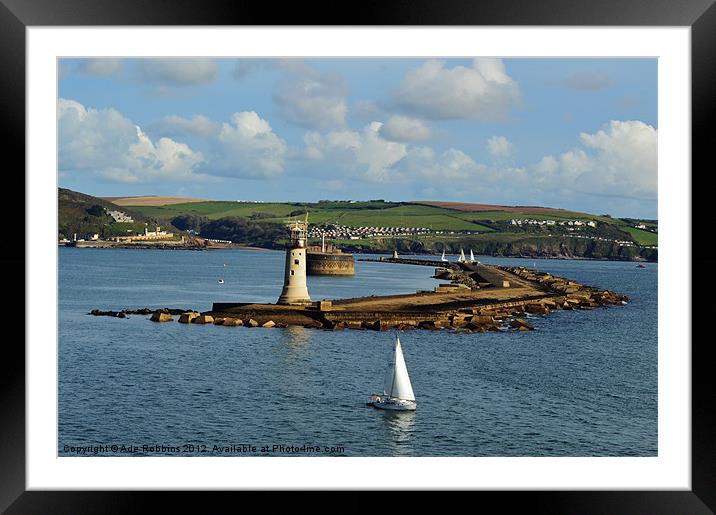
58;248;657;457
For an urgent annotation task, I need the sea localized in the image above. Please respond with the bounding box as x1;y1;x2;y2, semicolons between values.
58;247;657;457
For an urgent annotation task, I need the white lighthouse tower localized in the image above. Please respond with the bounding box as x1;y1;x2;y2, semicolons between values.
277;216;312;305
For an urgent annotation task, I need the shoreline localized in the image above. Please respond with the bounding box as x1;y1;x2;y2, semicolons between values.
60;243;657;263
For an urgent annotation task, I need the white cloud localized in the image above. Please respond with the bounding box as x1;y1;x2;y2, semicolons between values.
401;147;486;181
151;114;219;138
301;122;489;185
137;58;218;85
58;98;206;183
76;58;122;77
273;62;347;129
393;58;520;120
380;116;432;142
534;120;657;199
304;122;407;181
487;136;513;158
214;111;287;179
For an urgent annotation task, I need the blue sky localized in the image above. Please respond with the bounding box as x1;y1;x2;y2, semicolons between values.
58;57;657;218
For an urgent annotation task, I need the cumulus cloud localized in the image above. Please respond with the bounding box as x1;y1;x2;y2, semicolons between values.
75;58;122;77
150;114;219;138
533;120;657;199
301;121;489;185
58;98;206;183
273;62;347;130
380;116;432;143
213;111;287;179
487;136;513;158
401;147;485;181
392;58;520;120
304;122;407;181
137;58;219;85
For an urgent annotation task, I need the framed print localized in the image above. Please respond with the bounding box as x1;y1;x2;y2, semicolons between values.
3;0;714;512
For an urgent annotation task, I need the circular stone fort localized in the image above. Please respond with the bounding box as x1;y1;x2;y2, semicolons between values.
306;244;355;276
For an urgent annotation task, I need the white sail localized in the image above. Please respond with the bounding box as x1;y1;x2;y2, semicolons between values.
458;249;466;262
383;337;415;401
441;250;447;261
469;249;475;262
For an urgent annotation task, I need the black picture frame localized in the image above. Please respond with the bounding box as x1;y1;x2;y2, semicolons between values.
3;0;713;512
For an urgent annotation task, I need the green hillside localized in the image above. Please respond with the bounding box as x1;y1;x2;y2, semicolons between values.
58;188;152;240
59;189;657;261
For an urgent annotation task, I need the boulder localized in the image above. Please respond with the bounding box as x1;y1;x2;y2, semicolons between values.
213;317;226;325
223;318;243;326
510;318;534;331
150;311;173;322
178;312;200;324
262;320;276;328
433;319;451;329
194;315;214;324
471;315;496;324
525;304;549;315
245;319;259;327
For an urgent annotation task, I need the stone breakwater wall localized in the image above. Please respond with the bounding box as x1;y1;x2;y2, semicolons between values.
89;266;629;333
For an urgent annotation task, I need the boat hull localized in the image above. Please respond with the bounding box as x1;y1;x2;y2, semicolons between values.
367;398;416;411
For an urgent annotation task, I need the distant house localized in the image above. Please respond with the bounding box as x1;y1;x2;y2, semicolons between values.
107;210;134;223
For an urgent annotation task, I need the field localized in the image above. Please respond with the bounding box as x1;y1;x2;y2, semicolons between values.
620;226;659;246
104;196;208;206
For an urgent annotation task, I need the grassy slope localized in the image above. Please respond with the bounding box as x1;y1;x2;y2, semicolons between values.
123;199;657;246
620;226;659;246
129;202;496;231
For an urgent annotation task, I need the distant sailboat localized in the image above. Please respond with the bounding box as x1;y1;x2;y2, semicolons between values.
457;249;466;263
469;249;475;263
441;250;448;262
367;336;417;411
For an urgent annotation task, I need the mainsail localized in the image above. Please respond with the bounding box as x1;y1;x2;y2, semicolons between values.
382;337;416;401
441;250;447;261
458;249;466;262
469;249;475;262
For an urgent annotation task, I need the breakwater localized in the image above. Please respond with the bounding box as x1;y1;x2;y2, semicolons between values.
91;262;628;333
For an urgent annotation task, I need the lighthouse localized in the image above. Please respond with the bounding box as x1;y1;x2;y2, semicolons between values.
277;216;312;305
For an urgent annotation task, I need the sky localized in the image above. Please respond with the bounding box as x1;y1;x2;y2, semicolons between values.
58;57;657;218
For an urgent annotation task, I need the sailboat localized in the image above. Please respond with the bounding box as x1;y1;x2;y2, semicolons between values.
469;249;475;263
441;250;448;262
367;336;417;411
457;249;466;263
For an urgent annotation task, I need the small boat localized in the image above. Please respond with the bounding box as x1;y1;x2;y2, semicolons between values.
218;279;224;284
469;249;475;263
441;250;448;262
457;249;466;263
367;336;416;411
637;264;646;268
